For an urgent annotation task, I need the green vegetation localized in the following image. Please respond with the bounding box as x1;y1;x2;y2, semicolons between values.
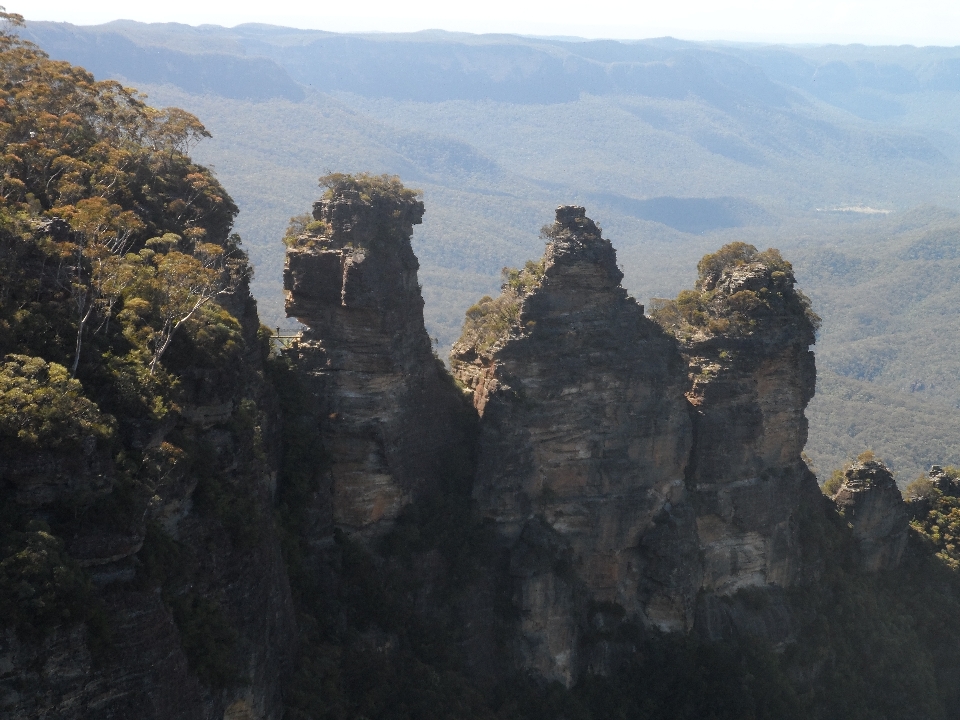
0;522;94;638
503;259;546;294
0;14;265;689
282;212;329;249
649;242;820;340
32;20;960;486
13;17;960;718
821;469;845;497
904;473;938;502
908;467;960;570
456;294;520;354
0;355;113;452
820;450;877;496
806;368;960;486
454;260;545;356
318;171;422;206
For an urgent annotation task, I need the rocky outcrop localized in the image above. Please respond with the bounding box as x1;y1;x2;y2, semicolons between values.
450;220;827;683
452;206;696;684
928;465;960;495
834;459;909;571
283;178;473;533
671;244;820;595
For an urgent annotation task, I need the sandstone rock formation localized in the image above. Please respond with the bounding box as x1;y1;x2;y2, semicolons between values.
283;176;473;533
834;459;909;571
928;465;960;495
450;220;827;683
452;206;696;684
668;243;820;595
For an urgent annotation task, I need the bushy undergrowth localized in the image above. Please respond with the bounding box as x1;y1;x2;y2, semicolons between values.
0;523;93;636
908;467;960;570
318;172;422;206
454;260;546;356
0;354;113;452
649;242;820;340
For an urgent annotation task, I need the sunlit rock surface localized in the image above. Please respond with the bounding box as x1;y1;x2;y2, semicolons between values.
452;206;696;684
284;183;472;533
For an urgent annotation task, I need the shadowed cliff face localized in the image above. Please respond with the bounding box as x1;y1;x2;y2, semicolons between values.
283;180;473;533
834;460;908;572
452;206;696;684
0;282;297;720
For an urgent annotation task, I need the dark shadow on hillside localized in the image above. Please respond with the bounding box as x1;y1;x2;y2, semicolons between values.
594;194;772;233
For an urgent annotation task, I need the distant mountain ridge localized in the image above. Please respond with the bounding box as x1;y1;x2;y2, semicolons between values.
21;21;960;109
20;19;960;482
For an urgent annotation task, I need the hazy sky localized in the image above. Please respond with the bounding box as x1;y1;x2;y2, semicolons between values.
19;0;960;45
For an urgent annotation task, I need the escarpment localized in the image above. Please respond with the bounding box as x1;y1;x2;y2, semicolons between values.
0;247;296;720
8;26;960;715
452;206;697;683
282;175;474;533
1;223;295;720
0;33;296;717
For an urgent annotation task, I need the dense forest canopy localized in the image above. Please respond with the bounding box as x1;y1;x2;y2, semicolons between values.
0;8;245;374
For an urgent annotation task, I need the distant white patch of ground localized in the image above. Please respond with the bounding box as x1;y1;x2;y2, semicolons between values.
817;206;892;214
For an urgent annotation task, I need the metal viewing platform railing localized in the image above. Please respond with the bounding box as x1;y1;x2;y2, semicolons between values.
271;327;303;351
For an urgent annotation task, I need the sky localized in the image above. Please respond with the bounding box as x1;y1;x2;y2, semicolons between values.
17;0;960;46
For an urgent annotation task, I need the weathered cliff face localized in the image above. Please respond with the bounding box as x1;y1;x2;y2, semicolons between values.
834;459;908;572
283;179;472;533
452;206;696;684
0;284;296;720
670;246;820;596
450;224;826;684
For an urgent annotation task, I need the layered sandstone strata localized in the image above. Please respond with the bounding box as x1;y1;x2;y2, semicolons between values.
283;178;471;532
452;206;696;684
834;459;909;571
663;244;820;595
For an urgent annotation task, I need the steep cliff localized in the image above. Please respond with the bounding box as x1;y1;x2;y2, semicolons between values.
4;29;960;712
282;174;474;534
452;206;696;683
449;215;828;683
652;242;820;596
0;226;295;720
0;24;294;719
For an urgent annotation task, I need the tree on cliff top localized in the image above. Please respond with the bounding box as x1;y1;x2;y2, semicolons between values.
649;242;820;339
0;8;260;674
319;172;422;205
0;11;246;375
